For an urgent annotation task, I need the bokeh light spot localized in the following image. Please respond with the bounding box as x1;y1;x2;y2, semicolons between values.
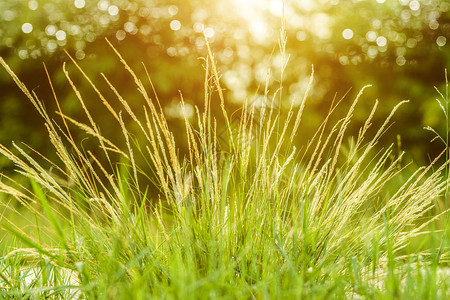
168;5;178;16
164;101;194;119
75;40;85;50
396;56;406;66
28;0;38;10
406;38;417;48
367;46;378;58
21;23;33;34
108;5;119;16
429;20;439;30
74;0;85;9
55;30;66;41
116;30;126;40
170;20;181;31
339;56;350;65
366;31;377;42
441;3;450;12
124;22;137;34
296;31;307;41
167;47;177;57
47;40;57;51
45;25;57;36
3;10;16;21
193;22;204;33
376;36;387;47
409;1;420;11
195;37;205;48
388;31;398;41
342;29;353;39
99;15;110;26
204;27;215;38
75;50;86;60
70;25;81;35
437;36;447;47
98;0;109;11
396;47;406;56
401;10;411;21
223;47;234;57
18;49;29;59
86;32;96;42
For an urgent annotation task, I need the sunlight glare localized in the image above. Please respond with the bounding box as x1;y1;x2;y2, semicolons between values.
230;0;332;42
230;0;272;43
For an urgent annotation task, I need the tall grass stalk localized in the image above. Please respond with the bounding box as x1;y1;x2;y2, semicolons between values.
426;69;450;263
0;41;449;298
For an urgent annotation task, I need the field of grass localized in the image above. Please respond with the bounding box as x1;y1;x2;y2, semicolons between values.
1;39;450;299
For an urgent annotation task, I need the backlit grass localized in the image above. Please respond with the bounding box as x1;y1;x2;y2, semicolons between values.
0;39;450;299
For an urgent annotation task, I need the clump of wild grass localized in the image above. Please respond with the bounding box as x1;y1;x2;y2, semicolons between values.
0;40;449;298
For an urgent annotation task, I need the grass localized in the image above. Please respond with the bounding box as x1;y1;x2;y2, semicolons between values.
0;38;450;299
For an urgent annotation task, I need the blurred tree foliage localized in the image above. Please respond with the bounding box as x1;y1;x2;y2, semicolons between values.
1;0;450;169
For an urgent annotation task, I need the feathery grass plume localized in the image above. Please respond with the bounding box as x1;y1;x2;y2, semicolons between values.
0;39;449;298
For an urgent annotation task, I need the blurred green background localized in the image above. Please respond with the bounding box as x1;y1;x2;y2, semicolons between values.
1;0;450;170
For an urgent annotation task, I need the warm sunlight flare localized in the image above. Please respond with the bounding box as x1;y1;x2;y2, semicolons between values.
229;0;276;43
